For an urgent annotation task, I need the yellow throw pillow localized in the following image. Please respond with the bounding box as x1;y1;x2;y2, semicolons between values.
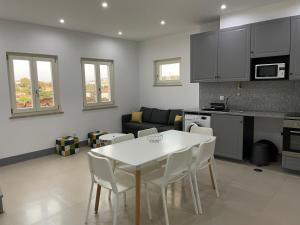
175;115;183;122
131;112;143;123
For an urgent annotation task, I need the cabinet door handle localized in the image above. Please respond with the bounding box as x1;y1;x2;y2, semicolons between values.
290;72;293;76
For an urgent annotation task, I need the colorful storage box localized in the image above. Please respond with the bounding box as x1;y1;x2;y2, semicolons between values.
56;136;79;156
87;131;107;148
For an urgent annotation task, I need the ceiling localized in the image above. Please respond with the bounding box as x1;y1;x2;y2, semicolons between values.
0;0;284;41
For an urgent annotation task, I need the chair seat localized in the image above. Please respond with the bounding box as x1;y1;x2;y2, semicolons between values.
142;168;187;186
191;147;210;169
96;171;135;193
116;161;162;176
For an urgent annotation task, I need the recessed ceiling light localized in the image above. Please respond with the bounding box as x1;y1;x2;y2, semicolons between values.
102;1;108;8
59;18;65;24
160;20;166;26
118;31;123;36
221;4;227;10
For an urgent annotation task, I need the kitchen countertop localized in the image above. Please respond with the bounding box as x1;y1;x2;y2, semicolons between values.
184;108;298;119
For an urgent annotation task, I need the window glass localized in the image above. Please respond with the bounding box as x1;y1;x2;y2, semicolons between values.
84;64;97;104
12;59;34;109
36;61;55;108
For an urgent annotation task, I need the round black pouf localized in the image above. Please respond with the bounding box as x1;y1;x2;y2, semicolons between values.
251;142;274;166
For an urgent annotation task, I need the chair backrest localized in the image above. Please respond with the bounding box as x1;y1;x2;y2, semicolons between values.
194;137;216;165
190;124;213;136
87;152;118;192
137;128;158;138
111;133;135;144
163;147;192;185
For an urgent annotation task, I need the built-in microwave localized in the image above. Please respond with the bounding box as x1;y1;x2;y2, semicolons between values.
255;63;286;80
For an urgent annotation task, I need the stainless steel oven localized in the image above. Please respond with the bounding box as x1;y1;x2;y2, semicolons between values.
282;119;300;171
283;120;300;154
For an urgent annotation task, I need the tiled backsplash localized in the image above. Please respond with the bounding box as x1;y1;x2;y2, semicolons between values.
199;80;300;112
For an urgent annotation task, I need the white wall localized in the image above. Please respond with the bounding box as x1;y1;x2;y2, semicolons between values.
138;22;219;110
221;0;300;28
0;20;139;159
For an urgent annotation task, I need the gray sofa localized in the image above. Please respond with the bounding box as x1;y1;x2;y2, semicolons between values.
122;107;183;137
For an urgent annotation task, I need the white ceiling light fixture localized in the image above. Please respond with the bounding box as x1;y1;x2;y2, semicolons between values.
221;4;227;10
118;31;123;35
160;20;166;26
102;1;108;8
59;18;65;24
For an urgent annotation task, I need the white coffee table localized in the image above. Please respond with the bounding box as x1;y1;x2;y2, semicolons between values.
99;133;127;146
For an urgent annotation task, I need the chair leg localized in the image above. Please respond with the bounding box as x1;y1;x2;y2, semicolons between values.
113;194;119;225
188;174;199;215
123;192;127;207
108;190;112;200
145;184;152;220
210;158;220;198
85;182;94;224
193;171;203;214
161;187;170;225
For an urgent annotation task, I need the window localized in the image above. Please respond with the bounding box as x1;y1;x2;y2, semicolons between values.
7;53;61;117
81;58;115;109
154;58;181;86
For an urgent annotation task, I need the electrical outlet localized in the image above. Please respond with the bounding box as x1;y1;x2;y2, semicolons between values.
220;96;225;101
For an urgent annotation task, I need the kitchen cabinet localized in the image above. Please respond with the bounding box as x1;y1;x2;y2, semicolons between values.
190;31;218;82
218;25;251;81
290;16;300;80
212;114;253;160
251;17;291;58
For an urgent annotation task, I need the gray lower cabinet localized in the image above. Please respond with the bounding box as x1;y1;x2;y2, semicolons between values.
290;16;300;80
251;17;291;58
190;31;218;82
218;25;251;81
282;152;300;171
212;114;244;160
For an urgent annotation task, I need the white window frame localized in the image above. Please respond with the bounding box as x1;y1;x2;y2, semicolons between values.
81;58;115;110
154;57;182;86
7;52;61;118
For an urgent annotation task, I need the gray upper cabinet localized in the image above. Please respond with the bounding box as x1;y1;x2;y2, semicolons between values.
218;25;251;81
290;16;300;80
251;17;291;58
212;114;244;160
190;31;218;82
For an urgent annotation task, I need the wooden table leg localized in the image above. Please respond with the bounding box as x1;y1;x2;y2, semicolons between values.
135;170;141;225
208;160;216;190
95;184;101;213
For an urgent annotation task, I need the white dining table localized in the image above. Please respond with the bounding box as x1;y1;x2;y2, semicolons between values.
91;130;213;225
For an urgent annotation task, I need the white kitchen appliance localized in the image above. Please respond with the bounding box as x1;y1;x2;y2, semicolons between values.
255;63;286;80
184;113;211;132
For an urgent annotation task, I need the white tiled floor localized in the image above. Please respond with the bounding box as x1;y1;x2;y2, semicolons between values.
0;147;300;225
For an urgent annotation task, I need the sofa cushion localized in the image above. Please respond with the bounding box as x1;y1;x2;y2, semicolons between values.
168;109;183;125
140;107;153;122
131;111;143;123
139;122;164;130
123;122;142;130
150;109;170;124
158;126;174;132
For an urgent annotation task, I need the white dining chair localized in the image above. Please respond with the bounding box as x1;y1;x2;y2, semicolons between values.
137;127;158;138
191;137;219;214
190;124;213;136
109;133;135;201
111;133;135;144
143;147;198;225
137;128;167;166
85;152;135;225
